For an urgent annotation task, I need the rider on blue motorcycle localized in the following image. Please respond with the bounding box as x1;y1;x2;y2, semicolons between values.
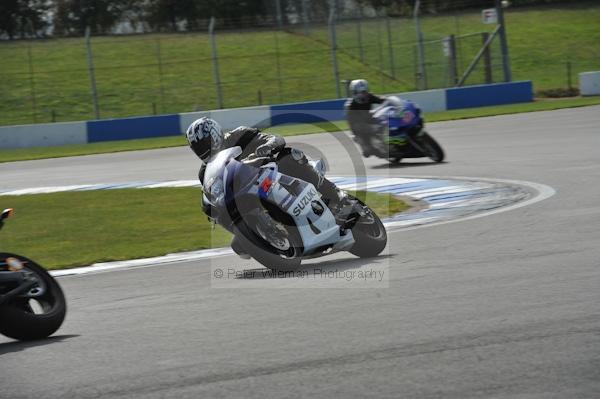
186;117;348;258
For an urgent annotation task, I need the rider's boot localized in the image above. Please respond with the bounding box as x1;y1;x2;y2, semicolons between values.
317;178;356;215
357;137;373;157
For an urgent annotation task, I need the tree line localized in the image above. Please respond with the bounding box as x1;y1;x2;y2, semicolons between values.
0;0;582;39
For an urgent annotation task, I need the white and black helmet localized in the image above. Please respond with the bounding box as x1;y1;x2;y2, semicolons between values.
186;117;224;161
349;79;369;104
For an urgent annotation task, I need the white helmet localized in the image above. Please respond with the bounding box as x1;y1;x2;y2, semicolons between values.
186;117;224;161
349;79;369;104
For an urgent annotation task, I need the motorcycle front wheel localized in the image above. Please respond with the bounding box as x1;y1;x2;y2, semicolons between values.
233;217;303;272
0;253;66;341
419;132;445;163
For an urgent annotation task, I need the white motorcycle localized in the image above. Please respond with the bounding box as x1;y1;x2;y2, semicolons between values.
202;146;387;271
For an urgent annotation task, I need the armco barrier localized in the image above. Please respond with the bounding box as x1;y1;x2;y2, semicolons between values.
87;114;181;143
0;81;532;149
445;81;533;110
387;88;447;113
0;121;87;149
270;99;347;126
268;88;449;126
579;71;600;96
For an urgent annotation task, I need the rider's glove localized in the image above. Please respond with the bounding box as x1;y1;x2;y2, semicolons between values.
255;144;272;158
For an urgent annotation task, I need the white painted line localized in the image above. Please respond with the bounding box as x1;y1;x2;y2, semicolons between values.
338;177;426;191
51;248;234;277
402;184;490;199
0;185;96;196
384;216;440;228
143;180;199;188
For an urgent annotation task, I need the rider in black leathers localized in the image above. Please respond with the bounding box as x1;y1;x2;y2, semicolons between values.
345;79;386;157
186;118;345;258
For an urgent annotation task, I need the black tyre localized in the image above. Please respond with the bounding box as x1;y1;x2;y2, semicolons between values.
0;253;66;341
233;218;303;272
420;132;445;162
348;199;388;258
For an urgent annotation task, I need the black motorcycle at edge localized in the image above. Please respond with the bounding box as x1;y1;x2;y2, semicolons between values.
0;208;66;341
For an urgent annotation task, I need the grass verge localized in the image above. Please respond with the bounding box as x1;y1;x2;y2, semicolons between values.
0;188;407;270
1;97;598;164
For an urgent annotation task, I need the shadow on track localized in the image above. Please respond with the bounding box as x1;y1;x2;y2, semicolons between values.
370;161;448;170
0;334;79;356
234;254;396;280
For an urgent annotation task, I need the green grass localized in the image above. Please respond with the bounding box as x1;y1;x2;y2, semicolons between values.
1;96;598;163
0;188;407;270
0;3;599;126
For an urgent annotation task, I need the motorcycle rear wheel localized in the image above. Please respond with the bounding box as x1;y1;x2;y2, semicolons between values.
0;253;66;341
347;198;388;258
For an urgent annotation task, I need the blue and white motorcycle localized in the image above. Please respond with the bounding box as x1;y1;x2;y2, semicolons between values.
348;96;445;164
202;147;387;271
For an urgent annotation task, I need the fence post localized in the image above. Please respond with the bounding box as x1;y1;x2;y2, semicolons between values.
482;32;492;83
273;31;284;102
414;0;427;90
328;5;341;98
413;44;419;90
275;0;283;28
85;26;100;119
454;13;463;72
27;44;37;123
302;0;310;36
209;17;223;109
567;60;572;89
386;17;396;78
376;17;385;91
495;0;512;82
447;35;458;86
155;38;166;113
356;7;364;63
457;25;500;86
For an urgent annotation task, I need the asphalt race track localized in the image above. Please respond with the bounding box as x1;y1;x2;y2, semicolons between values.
1;106;599;398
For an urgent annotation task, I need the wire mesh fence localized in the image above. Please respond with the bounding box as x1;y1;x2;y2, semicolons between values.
0;3;597;126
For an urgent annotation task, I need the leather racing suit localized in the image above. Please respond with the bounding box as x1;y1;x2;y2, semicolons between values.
345;93;385;154
198;126;340;224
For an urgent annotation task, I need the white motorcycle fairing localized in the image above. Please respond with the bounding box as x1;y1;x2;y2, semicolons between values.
202;146;355;257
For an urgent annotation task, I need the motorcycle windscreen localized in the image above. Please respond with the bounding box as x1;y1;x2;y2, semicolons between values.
224;160;262;205
203;146;243;187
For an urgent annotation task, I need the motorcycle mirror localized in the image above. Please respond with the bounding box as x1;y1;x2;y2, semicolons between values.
1;208;13;220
